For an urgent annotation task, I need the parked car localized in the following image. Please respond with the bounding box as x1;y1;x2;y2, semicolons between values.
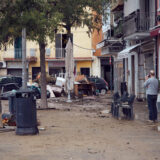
0;83;50;100
87;77;109;95
0;76;22;87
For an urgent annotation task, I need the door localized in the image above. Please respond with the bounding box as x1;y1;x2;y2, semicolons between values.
80;68;90;77
32;67;41;80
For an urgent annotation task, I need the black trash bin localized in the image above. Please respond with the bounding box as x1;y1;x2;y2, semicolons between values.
14;89;39;135
121;82;127;96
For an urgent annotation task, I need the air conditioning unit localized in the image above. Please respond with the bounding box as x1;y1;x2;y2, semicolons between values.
0;61;6;68
46;48;51;56
30;48;36;57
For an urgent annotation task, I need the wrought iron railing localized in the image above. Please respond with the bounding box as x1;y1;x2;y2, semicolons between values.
123;11;155;37
55;48;66;58
14;48;22;59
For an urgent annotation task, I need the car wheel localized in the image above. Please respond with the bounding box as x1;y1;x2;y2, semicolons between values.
100;89;107;95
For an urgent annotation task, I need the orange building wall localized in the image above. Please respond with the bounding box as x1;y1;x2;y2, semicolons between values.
92;11;102;57
92;28;102;56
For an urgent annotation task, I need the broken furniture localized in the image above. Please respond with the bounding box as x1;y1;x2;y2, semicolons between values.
74;83;94;97
111;92;135;120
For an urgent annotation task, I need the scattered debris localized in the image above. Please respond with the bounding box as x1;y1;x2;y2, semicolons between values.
38;126;46;131
100;109;110;114
157;126;160;132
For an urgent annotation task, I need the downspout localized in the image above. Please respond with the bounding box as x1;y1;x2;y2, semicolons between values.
155;0;158;78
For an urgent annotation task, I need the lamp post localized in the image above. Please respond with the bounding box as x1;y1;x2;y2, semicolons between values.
22;28;27;89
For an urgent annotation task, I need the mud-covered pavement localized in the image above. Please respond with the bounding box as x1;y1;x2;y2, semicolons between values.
0;94;160;160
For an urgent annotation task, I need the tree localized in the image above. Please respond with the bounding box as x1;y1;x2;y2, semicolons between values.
54;0;110;100
0;0;110;108
0;0;62;108
55;0;110;37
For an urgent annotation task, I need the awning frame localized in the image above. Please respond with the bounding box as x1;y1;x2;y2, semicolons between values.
117;43;141;59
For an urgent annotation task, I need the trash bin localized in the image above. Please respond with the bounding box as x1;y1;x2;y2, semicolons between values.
14;89;39;135
121;82;127;96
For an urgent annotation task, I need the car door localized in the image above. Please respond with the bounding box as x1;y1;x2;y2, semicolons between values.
95;78;101;90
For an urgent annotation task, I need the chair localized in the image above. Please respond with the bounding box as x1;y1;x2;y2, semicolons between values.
121;94;135;120
111;92;121;118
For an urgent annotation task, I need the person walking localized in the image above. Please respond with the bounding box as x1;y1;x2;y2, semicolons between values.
144;70;159;123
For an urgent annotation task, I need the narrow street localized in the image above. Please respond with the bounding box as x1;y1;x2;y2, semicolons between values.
0;94;160;160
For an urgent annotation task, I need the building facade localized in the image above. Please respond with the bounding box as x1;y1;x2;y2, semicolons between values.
119;0;156;99
0;25;102;81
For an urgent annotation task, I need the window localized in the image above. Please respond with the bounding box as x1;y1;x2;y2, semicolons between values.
55;34;73;58
159;0;160;10
80;68;90;77
3;84;19;92
14;37;22;59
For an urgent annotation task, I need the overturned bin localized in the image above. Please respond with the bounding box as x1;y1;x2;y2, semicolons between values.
14;89;39;135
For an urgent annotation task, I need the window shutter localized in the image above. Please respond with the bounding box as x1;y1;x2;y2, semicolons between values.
14;37;22;59
55;34;62;58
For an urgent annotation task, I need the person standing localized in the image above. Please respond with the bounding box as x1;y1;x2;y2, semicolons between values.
144;70;159;123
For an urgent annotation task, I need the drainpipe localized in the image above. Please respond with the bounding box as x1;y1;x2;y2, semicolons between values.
155;0;158;78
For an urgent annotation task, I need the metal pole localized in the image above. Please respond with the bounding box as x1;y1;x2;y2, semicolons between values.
67;76;72;103
110;56;113;93
22;28;27;89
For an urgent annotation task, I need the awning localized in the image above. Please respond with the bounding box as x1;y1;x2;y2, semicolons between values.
117;44;141;59
96;40;105;49
150;27;160;37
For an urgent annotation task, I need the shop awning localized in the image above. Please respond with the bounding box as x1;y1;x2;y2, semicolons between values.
117;44;141;59
150;27;160;37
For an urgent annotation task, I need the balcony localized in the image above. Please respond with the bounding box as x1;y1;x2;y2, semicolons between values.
101;40;124;55
3;48;38;62
123;11;152;40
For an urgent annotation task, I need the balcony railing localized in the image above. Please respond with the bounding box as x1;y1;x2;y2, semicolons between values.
123;11;155;37
109;46;123;52
3;48;37;60
55;48;66;58
15;48;22;59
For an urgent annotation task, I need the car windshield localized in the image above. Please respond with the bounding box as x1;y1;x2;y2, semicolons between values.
3;84;19;92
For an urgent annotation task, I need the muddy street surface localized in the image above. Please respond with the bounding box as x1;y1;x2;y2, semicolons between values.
0;94;160;160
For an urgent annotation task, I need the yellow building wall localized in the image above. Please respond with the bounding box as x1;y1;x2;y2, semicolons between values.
76;61;92;74
0;25;93;79
72;26;92;58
